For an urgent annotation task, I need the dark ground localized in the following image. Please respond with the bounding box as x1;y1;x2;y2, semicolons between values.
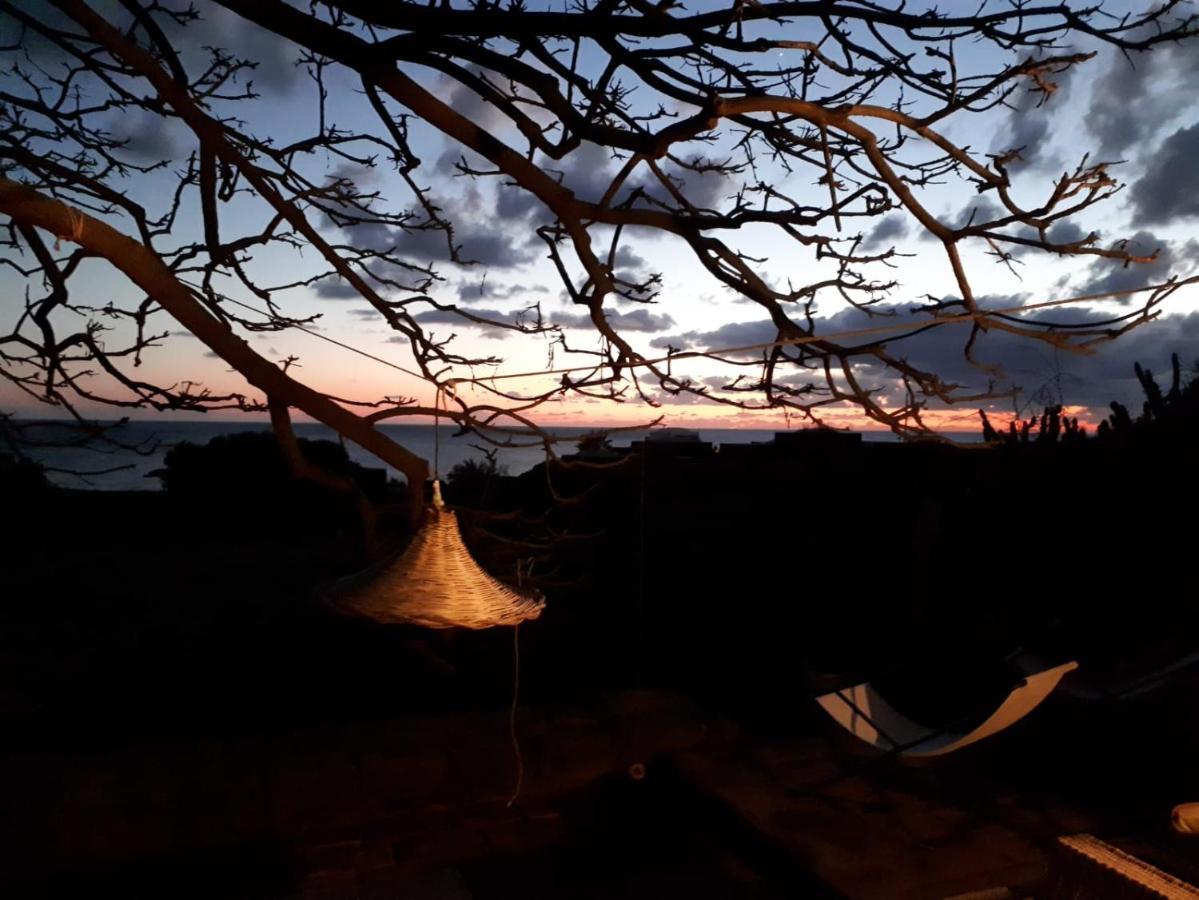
2;415;1198;898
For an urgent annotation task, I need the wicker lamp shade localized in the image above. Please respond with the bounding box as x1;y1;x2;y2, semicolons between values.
334;482;545;629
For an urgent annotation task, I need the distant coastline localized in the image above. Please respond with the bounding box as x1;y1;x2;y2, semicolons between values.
9;419;982;491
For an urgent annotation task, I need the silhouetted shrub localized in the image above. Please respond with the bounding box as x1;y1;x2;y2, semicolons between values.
981;353;1199;446
0;451;49;495
158;431;384;536
444;454;507;506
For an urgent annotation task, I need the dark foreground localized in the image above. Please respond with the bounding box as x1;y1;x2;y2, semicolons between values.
5;680;1198;899
3;403;1199;897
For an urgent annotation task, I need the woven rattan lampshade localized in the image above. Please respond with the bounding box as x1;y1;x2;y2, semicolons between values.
334;482;545;629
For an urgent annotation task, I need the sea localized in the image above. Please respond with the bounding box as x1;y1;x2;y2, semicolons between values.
8;420;981;491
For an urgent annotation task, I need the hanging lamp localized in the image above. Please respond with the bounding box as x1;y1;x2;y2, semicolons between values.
331;383;544;629
333;479;545;629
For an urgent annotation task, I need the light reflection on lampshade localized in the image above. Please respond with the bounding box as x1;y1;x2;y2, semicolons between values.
330;481;545;630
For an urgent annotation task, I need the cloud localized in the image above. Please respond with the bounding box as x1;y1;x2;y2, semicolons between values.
647;297;1199;412
650;319;778;352
311;257;441;300
990;64;1076;171
163;5;303;95
314;276;364;300
915;197;1006;240
103;108;185;162
455;279;549;302
404;303;549;340
951;197;1006;230
1129;121;1199;225
496;181;543;220
443;72;505;131
1009;219;1093;258
414;305;515;325
327;183;541;272
543;142;735;215
861;215;909;249
1084;43;1199;162
1042;220;1088;246
394;185;540;267
554;308;675;333
614;245;649;271
1074;231;1199;298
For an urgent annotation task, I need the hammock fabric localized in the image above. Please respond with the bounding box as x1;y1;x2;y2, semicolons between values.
816;659;1078;757
334;482;545;629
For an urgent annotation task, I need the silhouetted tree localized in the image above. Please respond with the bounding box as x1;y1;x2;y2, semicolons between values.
2;1;1197;502
982;353;1199;445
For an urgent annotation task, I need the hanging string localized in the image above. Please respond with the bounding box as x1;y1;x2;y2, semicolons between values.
504;622;524;807
637;443;646;687
627;446;648;783
218;295;427;380
433;382;442;480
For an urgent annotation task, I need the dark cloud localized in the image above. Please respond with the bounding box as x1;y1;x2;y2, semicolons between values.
1043;220;1088;246
614;245;649;271
916;197;1006;240
320;182;541;276
990;64;1075;171
414;305;516;325
313;276;363;300
164;4;303;94
1075;231;1199;298
456;279;549;302
610;243;656;286
554;308;675;333
650;319;777;353
1009;219;1094;257
0;1;131;66
951;197;1006;230
387;184;539;267
1129;121;1199;225
393;219;536;268
669;166;733;211
647;298;1199;411
310;258;436;300
875;306;1199;410
496;182;543;220
443;73;504;130
543;142;735;215
545;142;621;204
404;303;549;340
861;215;909;249
645;389;713;406
1085;43;1199;162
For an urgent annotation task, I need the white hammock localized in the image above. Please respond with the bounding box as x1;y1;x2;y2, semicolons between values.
816;659;1078;757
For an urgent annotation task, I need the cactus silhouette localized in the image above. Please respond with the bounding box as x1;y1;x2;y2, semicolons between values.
979;353;1197;445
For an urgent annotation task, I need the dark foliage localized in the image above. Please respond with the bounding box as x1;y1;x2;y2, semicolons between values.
0;449;49;495
158;430;389;536
980;353;1199;446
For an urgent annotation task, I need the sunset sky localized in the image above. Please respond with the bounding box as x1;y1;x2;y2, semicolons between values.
2;0;1198;433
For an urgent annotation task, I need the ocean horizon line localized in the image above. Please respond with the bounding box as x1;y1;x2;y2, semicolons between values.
5;414;981;436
